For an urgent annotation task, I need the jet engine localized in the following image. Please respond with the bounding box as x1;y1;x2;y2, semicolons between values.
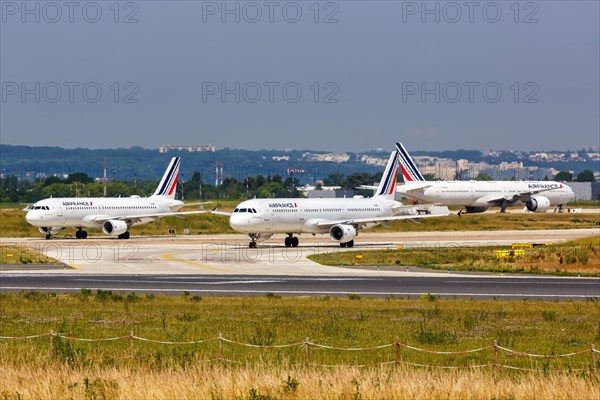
526;196;551;213
39;227;63;235
246;233;273;243
102;220;128;236
329;224;357;243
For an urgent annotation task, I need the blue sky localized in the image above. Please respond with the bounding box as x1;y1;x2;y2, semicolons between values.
1;1;598;152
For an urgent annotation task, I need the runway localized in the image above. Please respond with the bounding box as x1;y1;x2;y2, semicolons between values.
1;229;598;299
1;274;598;299
2;228;597;276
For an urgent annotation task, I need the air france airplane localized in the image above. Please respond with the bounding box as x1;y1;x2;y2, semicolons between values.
25;157;207;239
388;143;574;214
212;150;450;248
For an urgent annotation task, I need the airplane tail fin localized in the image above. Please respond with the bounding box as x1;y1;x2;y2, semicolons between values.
396;142;425;182
374;150;400;199
152;157;181;199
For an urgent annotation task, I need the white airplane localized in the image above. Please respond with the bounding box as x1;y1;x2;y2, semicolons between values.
386;143;575;214
25;157;208;239
212;150;450;248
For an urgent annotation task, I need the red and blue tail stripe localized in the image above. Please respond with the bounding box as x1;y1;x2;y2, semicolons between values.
376;150;400;197
396;142;425;182
153;157;180;197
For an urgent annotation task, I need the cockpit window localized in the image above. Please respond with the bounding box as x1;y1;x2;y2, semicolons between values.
235;208;257;213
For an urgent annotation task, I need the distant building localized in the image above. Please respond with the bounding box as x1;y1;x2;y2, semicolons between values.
159;145;216;153
307;189;355;199
302;153;350;163
567;182;600;201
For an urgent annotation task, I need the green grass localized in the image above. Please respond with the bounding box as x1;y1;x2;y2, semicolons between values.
0;244;57;265
568;200;600;207
0;292;598;371
308;237;600;276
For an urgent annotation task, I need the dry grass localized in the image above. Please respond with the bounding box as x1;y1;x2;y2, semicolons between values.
0;364;598;399
309;237;600;276
0;244;57;264
1;294;599;398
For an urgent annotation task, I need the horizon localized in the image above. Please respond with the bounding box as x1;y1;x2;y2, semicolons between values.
1;143;598;154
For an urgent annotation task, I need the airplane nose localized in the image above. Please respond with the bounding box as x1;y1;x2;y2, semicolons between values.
229;214;244;231
25;212;37;224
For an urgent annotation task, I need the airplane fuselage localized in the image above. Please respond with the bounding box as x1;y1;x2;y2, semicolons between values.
229;197;401;234
398;181;574;208
25;197;184;228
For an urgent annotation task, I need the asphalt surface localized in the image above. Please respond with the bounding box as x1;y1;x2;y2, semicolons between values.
1;273;598;300
2;230;598;299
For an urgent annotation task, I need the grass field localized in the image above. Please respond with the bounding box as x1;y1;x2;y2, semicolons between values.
1;200;598;238
0;244;57;265
309;237;600;276
0;293;599;398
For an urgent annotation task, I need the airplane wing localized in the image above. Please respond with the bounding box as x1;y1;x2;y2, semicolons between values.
396;182;433;193
357;185;378;190
179;201;213;207
475;184;565;205
358;183;433;193
211;209;233;217
315;206;450;229
91;210;209;224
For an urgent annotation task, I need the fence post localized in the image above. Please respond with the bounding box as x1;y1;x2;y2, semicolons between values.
592;344;597;373
493;340;498;374
305;337;310;368
49;329;54;354
129;330;134;359
218;333;223;361
395;340;401;367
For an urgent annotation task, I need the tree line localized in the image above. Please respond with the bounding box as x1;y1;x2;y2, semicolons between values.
0;169;594;204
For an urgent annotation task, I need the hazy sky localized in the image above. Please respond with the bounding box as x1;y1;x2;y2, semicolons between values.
1;1;598;152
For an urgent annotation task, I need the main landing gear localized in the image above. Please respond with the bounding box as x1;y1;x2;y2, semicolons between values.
340;240;354;248
118;231;130;240
45;234;52;240
499;200;508;213
284;234;299;248
75;229;88;239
